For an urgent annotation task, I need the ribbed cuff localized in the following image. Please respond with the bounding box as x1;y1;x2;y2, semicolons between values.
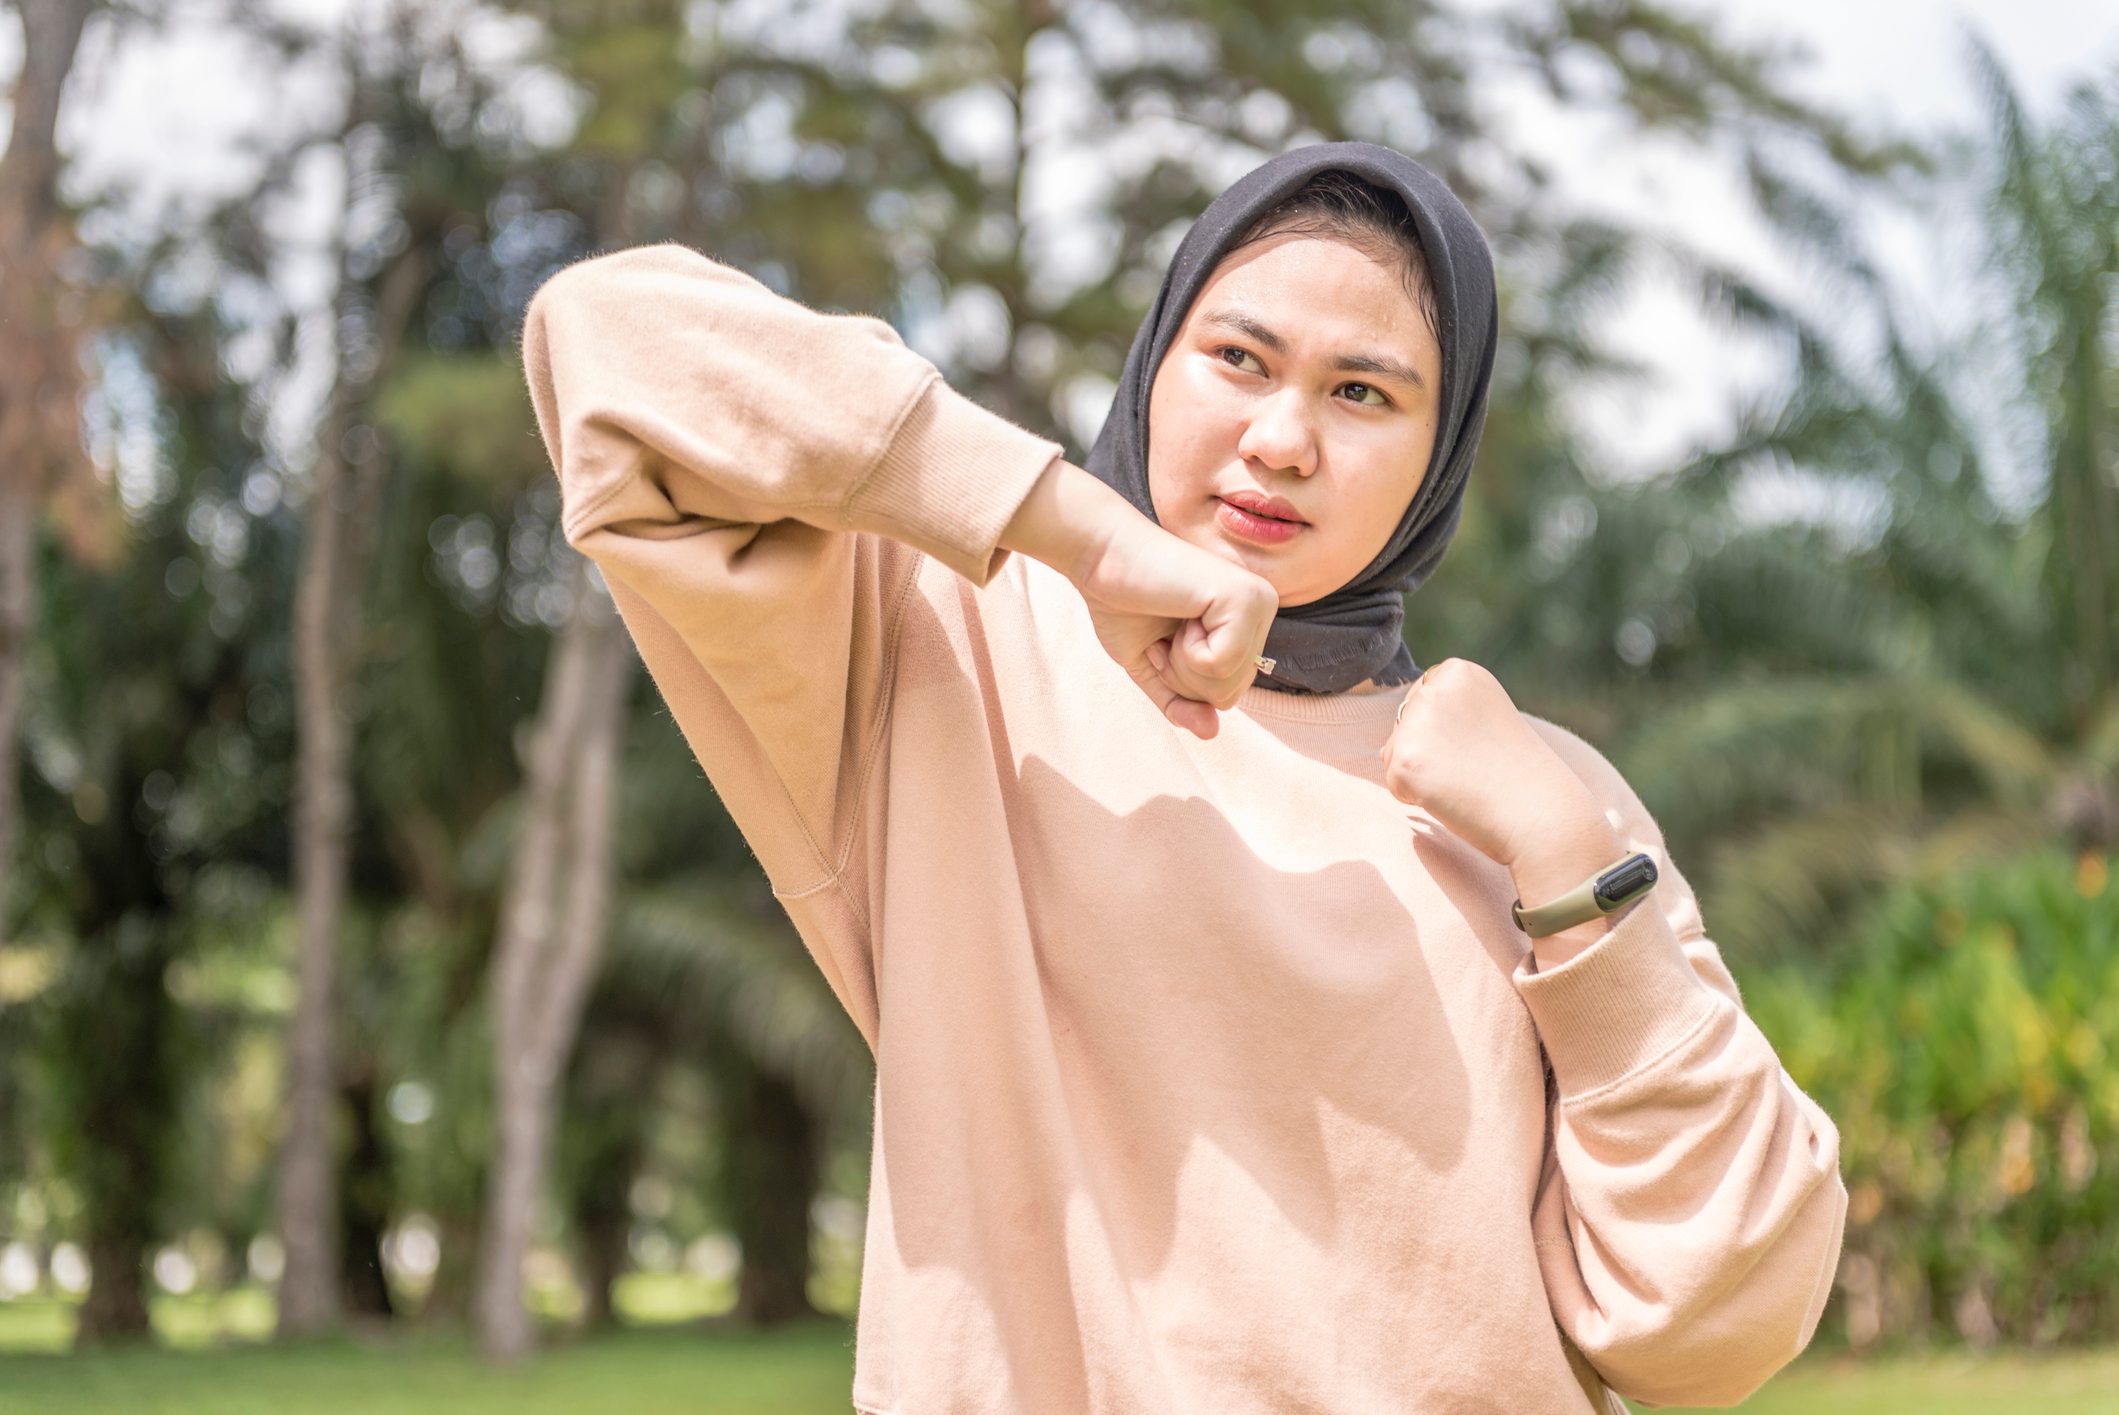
843;373;1065;587
1513;896;1728;1100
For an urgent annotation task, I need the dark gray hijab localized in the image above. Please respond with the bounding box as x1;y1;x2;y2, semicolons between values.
1083;141;1498;695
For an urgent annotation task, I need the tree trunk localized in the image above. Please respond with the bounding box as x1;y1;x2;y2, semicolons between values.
338;1068;396;1321
566;1035;662;1332
0;0;97;943
0;485;33;934
572;1169;631;1332
420;1207;482;1328
274;169;428;1336
276;385;355;1333
475;563;633;1361
64;913;177;1348
76;1231;153;1348
715;1046;824;1326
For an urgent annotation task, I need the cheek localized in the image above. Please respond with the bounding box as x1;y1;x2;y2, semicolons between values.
1309;461;1422;592
1147;360;1238;511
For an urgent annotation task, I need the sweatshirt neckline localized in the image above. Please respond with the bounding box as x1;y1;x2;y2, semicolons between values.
1237;681;1412;724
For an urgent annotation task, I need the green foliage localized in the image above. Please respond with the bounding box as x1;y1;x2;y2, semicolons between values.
1580;55;2119;969
1968;37;2119;712
376;353;543;490
1747;846;2119;1350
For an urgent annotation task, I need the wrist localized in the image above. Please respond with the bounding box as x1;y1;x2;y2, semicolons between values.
1500;768;1617;871
1506;807;1624;912
1508;813;1618;889
1508;804;1631;971
998;458;1135;584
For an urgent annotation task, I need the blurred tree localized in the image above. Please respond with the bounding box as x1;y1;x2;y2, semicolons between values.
8;0;622;1348
1585;37;2119;963
334;917;397;1321
556;972;678;1330
704;1036;821;1323
468;0;680;1363
0;0;121;947
612;879;877;1321
701;0;1909;452
475;548;630;1359
277;5;448;1337
1979;47;2119;722
15;268;297;1346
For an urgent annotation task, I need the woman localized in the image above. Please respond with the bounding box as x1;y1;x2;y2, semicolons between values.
520;140;1848;1413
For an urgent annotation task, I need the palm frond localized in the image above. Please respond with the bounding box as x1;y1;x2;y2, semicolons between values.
1697;801;1915;964
1626;669;2056;844
603;883;874;1124
1696;795;2050;966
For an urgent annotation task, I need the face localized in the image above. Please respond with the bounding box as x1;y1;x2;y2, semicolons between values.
1146;232;1443;607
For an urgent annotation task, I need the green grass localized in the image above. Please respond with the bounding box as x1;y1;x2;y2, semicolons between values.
1;1296;2114;1413
0;1318;860;1414
1690;1347;2119;1413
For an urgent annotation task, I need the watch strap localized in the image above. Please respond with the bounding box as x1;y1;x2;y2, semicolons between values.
1511;851;1658;937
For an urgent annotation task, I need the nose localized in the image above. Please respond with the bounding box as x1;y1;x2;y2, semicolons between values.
1235;387;1318;479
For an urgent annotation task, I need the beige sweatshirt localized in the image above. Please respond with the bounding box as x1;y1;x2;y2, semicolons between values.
520;242;1848;1414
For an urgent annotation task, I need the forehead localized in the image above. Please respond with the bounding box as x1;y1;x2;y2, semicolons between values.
1188;234;1431;348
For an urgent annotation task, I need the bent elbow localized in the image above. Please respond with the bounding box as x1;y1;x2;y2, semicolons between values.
1599;1167;1850;1408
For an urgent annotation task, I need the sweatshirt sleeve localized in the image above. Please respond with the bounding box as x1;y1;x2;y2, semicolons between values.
520;242;1063;1047
1514;717;1849;1410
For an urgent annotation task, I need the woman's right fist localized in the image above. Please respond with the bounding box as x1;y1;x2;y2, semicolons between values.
1068;512;1280;740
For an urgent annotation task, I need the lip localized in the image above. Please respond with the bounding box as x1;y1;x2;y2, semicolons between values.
1216;496;1307;545
1220;490;1308;523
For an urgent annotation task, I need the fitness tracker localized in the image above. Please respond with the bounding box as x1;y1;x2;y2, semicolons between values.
1511;851;1659;937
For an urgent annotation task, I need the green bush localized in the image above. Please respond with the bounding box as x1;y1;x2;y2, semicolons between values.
1744;846;2119;1351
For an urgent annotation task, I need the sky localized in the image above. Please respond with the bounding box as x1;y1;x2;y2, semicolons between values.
1489;0;2117;481
1;0;2113;492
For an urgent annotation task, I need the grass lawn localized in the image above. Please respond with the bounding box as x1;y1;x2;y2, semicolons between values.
0;1320;857;1413
1671;1347;2119;1413
0;1298;2114;1412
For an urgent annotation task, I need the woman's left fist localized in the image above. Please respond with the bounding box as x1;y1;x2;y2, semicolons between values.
1377;658;1603;868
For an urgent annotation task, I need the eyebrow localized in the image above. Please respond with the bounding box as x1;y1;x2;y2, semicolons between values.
1199;309;1428;394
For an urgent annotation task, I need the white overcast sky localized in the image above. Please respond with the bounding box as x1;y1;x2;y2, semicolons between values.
1;0;2113;488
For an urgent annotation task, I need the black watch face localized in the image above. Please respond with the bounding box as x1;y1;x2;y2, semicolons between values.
1594;854;1658;909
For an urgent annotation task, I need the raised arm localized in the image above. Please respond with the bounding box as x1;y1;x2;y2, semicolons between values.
520;242;1065;1043
1517;717;1850;1409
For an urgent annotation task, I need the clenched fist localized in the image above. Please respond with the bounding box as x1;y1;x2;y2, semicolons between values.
1377;658;1610;870
1070;510;1281;740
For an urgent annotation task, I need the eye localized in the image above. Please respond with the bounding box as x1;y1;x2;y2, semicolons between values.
1214;345;1392;409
